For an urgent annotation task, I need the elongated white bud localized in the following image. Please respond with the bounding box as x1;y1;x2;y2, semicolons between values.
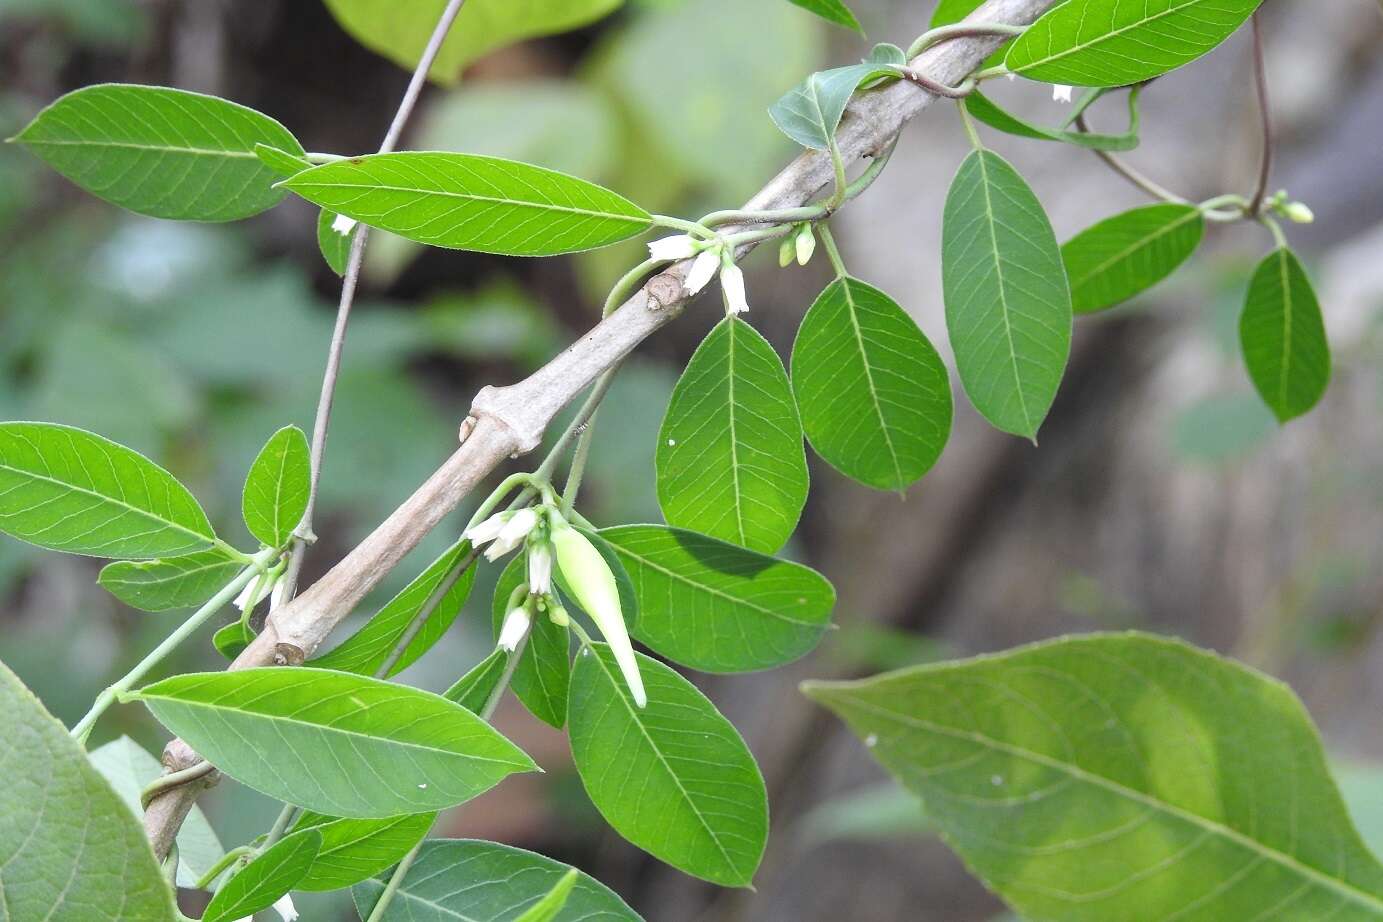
481;507;539;561
794;224;816;266
497;606;532;653
684;248;719;295
720;263;748;315
464;510;510;545
647;234;699;261
527;542;553;595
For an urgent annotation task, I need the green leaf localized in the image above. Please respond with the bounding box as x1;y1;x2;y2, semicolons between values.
289;811;434;892
98;550;243;612
490;554;571;728
0;421;218;558
568;643;768;886
443;648;508;713
352;839;643;921
601;524;835;673
806;632;1383;920
1063;203;1205;314
242;425;310;549
791;276;952;491
1240;247;1331;422
769;61;899;150
930;0;984;26
0;659;179;921
965;89;1141;152
656;317;808;554
785;0;863;33
515;869;579;922
798;781;934;845
941;150;1072;440
254;142;312;177
311;538;476;678
131;667;536;818
212;619;254;660
88;735;224;890
202;829;321;922
12;84;305;221
322;0;623;86
1005;0;1264;87
280;152;651;256
318;209;357;276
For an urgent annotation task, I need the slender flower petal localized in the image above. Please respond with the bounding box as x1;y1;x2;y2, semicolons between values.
464;511;509;546
1052;84;1073;103
528;542;553;595
720;263;748;315
233;575;274;613
497;606;532;652
482;507;539;561
647;234;698;261
272;894;300;922
684;248;719;295
331;213;358;236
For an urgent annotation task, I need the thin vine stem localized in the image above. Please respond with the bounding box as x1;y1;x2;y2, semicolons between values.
1075;113;1189;205
818;224;849;279
193;846;253;891
1246;13;1273;216
906;22;1026;58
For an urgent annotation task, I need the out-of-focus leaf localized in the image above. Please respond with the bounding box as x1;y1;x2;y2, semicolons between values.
1063;204;1204;314
1169;393;1275;463
99;551;243;612
798;782;933;846
1240;247;1330;422
785;0;862;32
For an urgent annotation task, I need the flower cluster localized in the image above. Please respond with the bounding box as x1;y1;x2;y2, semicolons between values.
647;234;748;316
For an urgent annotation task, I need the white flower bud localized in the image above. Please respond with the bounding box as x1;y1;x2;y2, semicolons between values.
497;605;532;653
794;225;816;266
1283;202;1314;224
647;234;699;261
1052;84;1073;103
778;236;795;268
464;510;510;546
330;213;357;236
272;893;299;921
684;248;719;295
233;574;275;613
720;263;748;315
481;507;539;561
548;604;570;627
527;542;553;595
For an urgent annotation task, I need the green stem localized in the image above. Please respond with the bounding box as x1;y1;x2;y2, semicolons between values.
957;99;984;151
193;846;253;891
213;539;256;564
818;224;849;279
604;257;666;317
463;472;535;533
649;214;715;239
262;802;299;850
1260;213;1288;248
141;759;216;808
699;205;826;228
305;152;346;164
826;136;849;208
842;137;898;204
561;407;599;514
722;225;793;249
906;22;1025;58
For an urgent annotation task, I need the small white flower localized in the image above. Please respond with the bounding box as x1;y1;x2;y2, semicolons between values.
464;511;510;545
527;542;553;595
233;576;274;614
269;577;289;612
483;507;539;561
647;234;699;261
720;263;748;315
330;213;357;236
684;248;720;295
1052;84;1073;103
497;605;532;652
272;893;299;922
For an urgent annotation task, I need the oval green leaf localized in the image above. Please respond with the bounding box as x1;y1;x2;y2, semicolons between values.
212;619;255;661
1240;246;1331;422
203;828;321;922
1063;203;1205;314
769;61;898;151
656;316;808;554
317;209;357;276
785;0;862;33
491;553;571;729
941;150;1072;440
242;425;311;549
0;421;217;558
99;550;243;612
280;152;651;256
568;643;768;886
130;667;536;818
600;524;835;673
792;276;952;491
965;89;1141;152
289;811;434;892
12;84;305;221
805;632;1383;920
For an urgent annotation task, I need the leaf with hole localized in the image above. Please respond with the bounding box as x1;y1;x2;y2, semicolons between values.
805;632;1383;921
242;425;310;549
601;524;834;673
491;553;571;728
942;150;1072;440
202;829;321;922
12;84;304;221
0;422;218;558
1064;203;1205;314
131;667;536;818
280;152;651;256
568;643;768;886
289;811;434;892
99;550;243;612
657;317;808;554
1240;247;1330;422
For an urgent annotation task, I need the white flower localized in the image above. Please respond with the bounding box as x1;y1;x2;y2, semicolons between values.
684;248;720;295
1052;84;1073;103
794;225;816;266
330;213;357;236
269;577;289;612
720;263;748;315
497;605;533;653
527;541;553;595
465;510;510;545
467;508;540;561
272;893;299;922
233;575;274;613
647;234;699;261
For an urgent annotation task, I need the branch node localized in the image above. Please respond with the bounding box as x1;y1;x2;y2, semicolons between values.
458;415;478;444
647;272;683;311
273;643;306;667
470;385;545;455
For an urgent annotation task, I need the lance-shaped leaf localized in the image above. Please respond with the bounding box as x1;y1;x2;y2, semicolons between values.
242;425;310;549
769;60;900;150
1063;203;1205;314
289;811;434;892
0;422;218;558
941;150;1072;440
130;667;536;818
0;661;179;921
12;84;305;221
280;152;651;256
568;644;768;886
805;632;1383;921
515;869;580;922
1005;0;1265;87
785;0;863;33
311;538;475;678
317;209;357;276
1240;247;1330;422
202;829;321;922
965;89;1141;152
792;276;952;491
444;649;509;713
352;839;643;921
254;142;311;177
601;524;835;673
656;317;808;554
491;554;571;729
99;549;243;612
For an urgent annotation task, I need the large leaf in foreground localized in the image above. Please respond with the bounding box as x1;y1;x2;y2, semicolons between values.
290;811;434;891
805;632;1383;921
280;152;651;256
1240;247;1330;423
569;644;768;886
0;422;217;558
352;839;642;921
601;524;834;673
131;667;536;818
1063;203;1204;314
98;550;243;612
0;659;178;921
202;829;321;922
941;150;1071;440
241;425;310;549
12;83;304;221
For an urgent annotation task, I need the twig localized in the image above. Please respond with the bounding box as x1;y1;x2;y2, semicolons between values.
1246;13;1273;216
1075;112;1189;205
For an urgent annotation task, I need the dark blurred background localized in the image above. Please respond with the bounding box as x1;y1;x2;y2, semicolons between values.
2;1;1382;920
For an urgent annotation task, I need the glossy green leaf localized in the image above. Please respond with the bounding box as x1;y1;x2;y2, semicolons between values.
242;425;310;549
212;619;254;660
965;89;1141;152
1005;0;1264;87
769;61;899;151
254;142;311;177
98;549;243;612
792;276;952;490
203;829;321;922
805;632;1383;921
656;317;808;554
930;0;984;26
352;839;643;921
1240;247;1331;422
131;667;536;818
601;524;835;673
444;649;508;713
785;0;862;32
323;0;623;86
280;152;651;256
12;84;304;221
941;150;1072;440
0;421;218;558
289;811;434;892
568;643;768;886
312;538;475;678
0;660;179;921
317;209;357;276
515;869;579;922
491;554;571;729
88;736;225;889
1063;203;1205;313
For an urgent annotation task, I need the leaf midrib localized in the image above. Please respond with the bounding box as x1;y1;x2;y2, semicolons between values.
18;138;263;159
974;152;1034;435
1070;209;1200;296
1015;0;1230;74
838;278;905;488
1275;249;1294;410
286;179;648;226
724;320;748;547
